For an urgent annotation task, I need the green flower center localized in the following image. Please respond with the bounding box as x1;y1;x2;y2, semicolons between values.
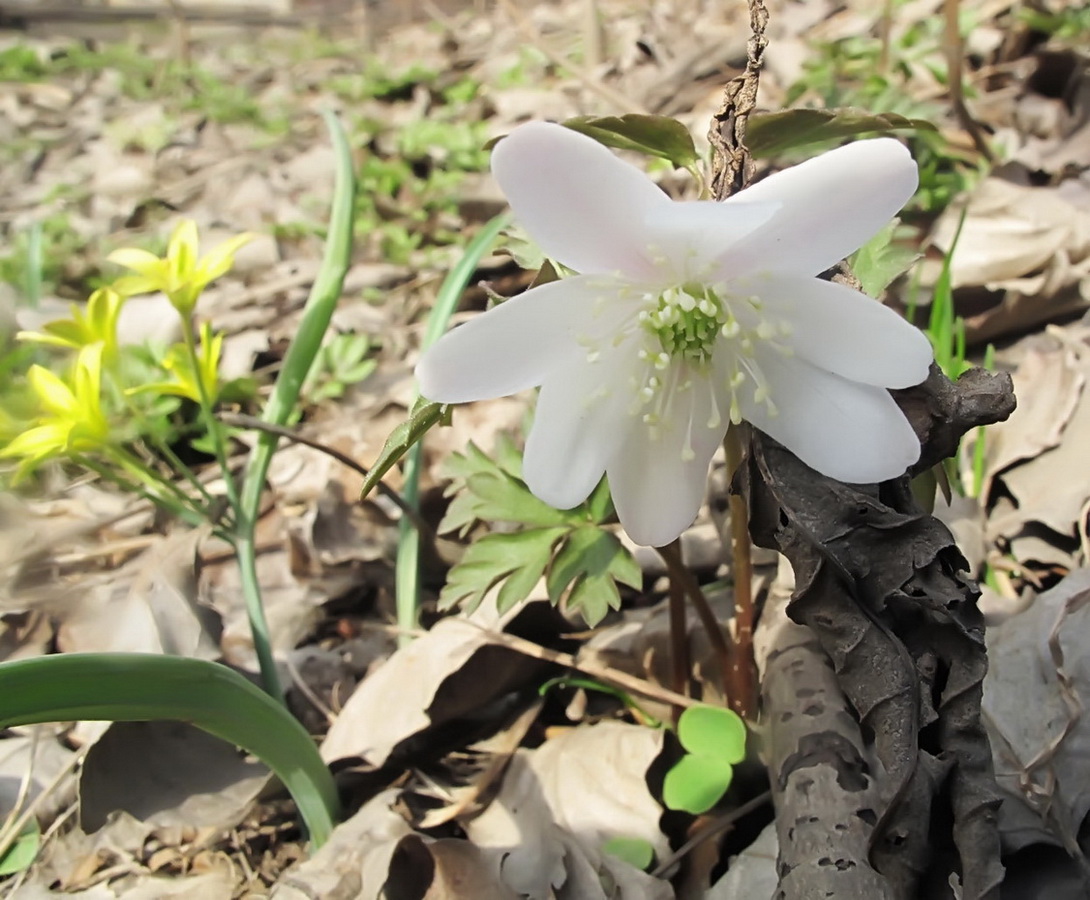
640;283;731;366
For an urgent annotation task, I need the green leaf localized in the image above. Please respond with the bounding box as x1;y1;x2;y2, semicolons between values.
662;753;735;814
360;399;446;502
567;572;622;627
746;108;937;159
677;704;747;762
438;527;567;614
663;705;747;814
561;114;699;168
0;654;340;846
546;527;635;625
849;219;919;297
0;818;39;876
438;441;569;535
602;836;654;870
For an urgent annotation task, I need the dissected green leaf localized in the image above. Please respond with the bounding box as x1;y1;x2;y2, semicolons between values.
545;526;636;625
562;114;699;168
746;108;936;158
662;753;735;814
585;476;614;525
567;572;622;627
602;835;655;870
360;399;446;502
677;704;747;762
438;526;567;614
439;441;569;535
850;218;919;297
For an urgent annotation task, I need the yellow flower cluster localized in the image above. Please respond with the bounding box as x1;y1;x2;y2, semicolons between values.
1;221;251;481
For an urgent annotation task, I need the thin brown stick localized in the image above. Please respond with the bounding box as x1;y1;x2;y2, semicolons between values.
463;623;698;711
724;427;755;718
650;789;772;877
217;412;434;541
943;0;995;163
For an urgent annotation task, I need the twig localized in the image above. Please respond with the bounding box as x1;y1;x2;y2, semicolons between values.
466;623;698;710
943;0;996;163
217;412;434;541
650;789;772;877
708;0;768;198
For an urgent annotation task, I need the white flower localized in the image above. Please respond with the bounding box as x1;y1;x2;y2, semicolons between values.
417;122;933;547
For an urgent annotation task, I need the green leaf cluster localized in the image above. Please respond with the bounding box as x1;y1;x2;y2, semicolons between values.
436;437;641;626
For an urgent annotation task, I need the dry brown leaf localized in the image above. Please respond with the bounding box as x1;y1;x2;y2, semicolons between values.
464;722;669;900
57;529;220;657
384;835;519;900
270;789;413;900
78;721;269;834
319;602;548;767
983;568;1090;855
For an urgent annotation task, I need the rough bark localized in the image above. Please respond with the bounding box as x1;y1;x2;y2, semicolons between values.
756;577;895;899
741;365;1015;900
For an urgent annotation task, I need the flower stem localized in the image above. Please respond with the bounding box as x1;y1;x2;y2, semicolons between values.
179;318;282;700
723;426;755;719
663;546;689;725
658;539;733;713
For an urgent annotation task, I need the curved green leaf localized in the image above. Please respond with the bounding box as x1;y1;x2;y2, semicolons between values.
0;654;339;846
562;114;699;168
747;108;936;159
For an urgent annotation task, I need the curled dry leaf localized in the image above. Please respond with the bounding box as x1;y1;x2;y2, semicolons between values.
982;326;1090;575
983;568;1090;860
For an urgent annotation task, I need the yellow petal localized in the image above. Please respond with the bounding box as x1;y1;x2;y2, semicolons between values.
194;232;255;288
108;247;166;279
27;365;78;417
0;422;70;460
168;220;200;281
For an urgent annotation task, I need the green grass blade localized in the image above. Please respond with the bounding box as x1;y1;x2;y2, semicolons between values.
396;212;510;645
235;108;355;699
0;654;339;846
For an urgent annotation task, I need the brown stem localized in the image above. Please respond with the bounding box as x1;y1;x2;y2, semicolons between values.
665;542;690;725
657;540;736;715
943;0;995;162
724;427;755;719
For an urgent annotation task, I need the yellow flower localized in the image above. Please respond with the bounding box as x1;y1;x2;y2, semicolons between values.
108;220;254;318
0;343;111;480
17;287;124;362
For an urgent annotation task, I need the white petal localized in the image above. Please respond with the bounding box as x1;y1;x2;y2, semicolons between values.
416;274;625;402
741;273;933;388
736;352;920;483
715;139;918;278
641;200;781;281
607;371;726;546
522;345;636;509
491;122;670;279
